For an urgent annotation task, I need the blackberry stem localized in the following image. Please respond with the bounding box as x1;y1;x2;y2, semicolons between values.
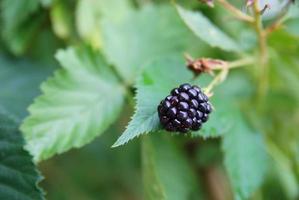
217;0;254;23
252;0;269;103
204;57;254;95
211;57;255;70
204;69;228;95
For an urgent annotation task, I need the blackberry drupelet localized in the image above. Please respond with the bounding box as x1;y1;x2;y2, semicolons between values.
157;83;212;133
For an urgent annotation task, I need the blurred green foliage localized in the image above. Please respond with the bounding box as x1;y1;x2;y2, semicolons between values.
0;0;298;200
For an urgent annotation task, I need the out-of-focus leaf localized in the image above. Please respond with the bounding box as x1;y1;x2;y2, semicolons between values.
192;72;254;138
0;55;53;121
281;3;299;37
176;5;240;52
101;5;198;84
262;38;299;199
0;0;44;54
1;0;39;32
2;14;45;55
28;29;64;65
261;0;289;20
286;3;299;19
113;57;223;147
222;112;269;200
0;54;50;200
285;19;299;37
0;113;44;200
39;0;52;7
212;6;257;51
267;140;299;199
75;0;132;49
21;47;125;162
268;31;299;105
50;0;73;39
142;133;204;200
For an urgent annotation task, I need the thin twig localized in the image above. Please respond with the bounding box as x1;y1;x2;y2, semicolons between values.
217;0;254;23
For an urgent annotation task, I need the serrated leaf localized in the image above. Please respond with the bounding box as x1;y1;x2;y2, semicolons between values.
101;5;198;84
113;57;222;147
21;47;125;162
0;114;44;200
142;133;204;200
176;5;240;52
112;57;191;147
191;97;232;139
222;113;269;200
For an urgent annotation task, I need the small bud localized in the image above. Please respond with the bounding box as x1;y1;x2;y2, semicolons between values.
246;0;254;7
199;0;214;7
184;54;227;77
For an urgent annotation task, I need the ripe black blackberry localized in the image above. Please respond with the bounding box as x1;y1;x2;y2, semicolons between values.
157;83;212;133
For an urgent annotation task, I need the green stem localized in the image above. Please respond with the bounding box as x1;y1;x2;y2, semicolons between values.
252;0;269;103
204;57;254;94
205;69;228;95
217;0;254;23
211;57;255;70
228;57;255;69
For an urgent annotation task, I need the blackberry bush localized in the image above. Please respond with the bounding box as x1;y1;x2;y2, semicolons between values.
1;0;296;199
157;83;212;133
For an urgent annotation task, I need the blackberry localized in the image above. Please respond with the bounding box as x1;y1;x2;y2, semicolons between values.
157;83;212;133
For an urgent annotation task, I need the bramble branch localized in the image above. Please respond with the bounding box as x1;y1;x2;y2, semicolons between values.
217;0;254;23
252;0;269;101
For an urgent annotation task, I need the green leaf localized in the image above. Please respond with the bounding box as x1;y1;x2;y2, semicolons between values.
0;55;54;121
142;133;204;200
222;113;269;200
39;0;52;7
0;55;46;199
50;1;73;40
0;113;44;200
192;72;254;138
112;57;190;147
267;140;299;199
112;57;222;147
1;0;39;32
1;0;43;54
21;47;125;162
101;5;197;84
176;5;240;52
191;97;232;139
75;0;132;48
286;3;299;19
